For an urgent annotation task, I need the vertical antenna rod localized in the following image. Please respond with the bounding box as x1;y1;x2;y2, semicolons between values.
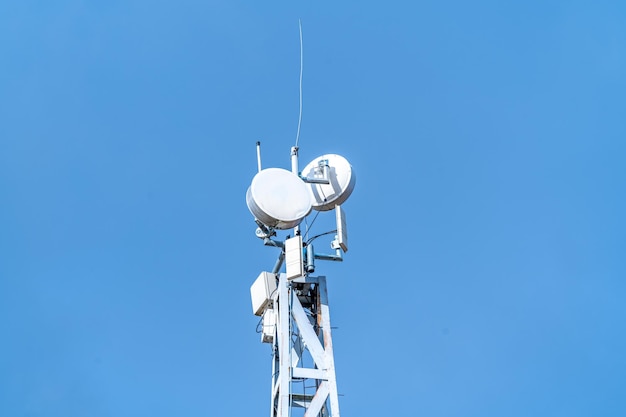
295;19;303;148
256;141;262;173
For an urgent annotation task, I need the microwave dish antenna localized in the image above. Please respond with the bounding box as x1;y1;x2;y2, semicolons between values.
301;154;356;211
246;167;313;230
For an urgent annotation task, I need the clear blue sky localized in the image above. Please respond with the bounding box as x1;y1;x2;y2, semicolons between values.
1;1;625;416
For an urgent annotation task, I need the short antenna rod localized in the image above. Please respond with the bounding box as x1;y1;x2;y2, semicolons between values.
256;141;262;173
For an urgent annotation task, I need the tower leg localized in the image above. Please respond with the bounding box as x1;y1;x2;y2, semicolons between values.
318;277;340;417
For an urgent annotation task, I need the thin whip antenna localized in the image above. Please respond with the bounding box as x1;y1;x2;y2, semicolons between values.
256;141;262;172
295;19;303;148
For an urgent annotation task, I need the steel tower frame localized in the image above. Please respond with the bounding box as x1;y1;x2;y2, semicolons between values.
251;146;347;417
268;272;340;417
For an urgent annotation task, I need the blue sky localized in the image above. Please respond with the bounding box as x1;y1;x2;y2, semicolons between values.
1;1;625;416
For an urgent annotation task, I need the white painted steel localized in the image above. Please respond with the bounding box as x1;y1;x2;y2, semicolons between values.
291;146;301;238
319;277;341;417
291;294;327;369
269;275;340;417
292;367;327;380
291;146;299;176
246;168;312;229
304;381;330;417
277;274;290;417
301;154;356;211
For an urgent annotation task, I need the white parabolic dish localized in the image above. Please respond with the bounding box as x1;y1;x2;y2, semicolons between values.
301;154;356;211
246;168;313;230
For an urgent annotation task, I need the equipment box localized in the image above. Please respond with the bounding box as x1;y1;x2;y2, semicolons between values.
250;271;277;316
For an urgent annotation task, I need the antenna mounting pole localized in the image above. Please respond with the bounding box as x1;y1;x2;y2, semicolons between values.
291;145;300;235
290;146;299;175
256;141;262;173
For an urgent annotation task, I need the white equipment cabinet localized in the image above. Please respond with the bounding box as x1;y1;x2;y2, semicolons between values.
250;271;277;316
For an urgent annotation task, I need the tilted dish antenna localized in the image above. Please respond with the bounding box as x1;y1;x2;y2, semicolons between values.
301;154;356;211
246;167;313;230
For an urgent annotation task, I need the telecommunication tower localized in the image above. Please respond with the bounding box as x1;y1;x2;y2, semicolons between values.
246;143;356;417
